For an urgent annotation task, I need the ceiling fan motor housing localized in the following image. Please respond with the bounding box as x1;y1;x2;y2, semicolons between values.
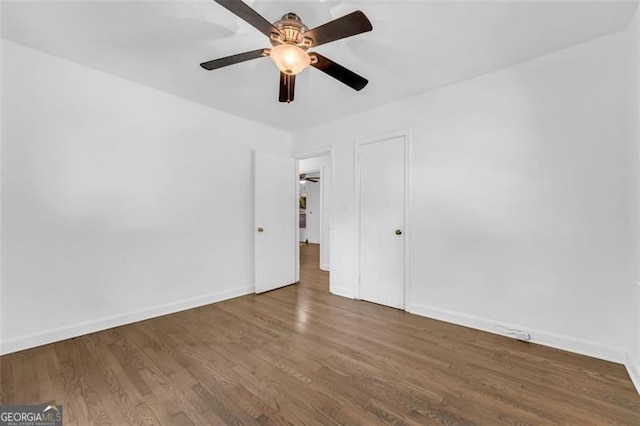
271;13;309;47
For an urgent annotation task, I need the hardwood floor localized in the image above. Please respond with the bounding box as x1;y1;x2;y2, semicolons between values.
2;243;640;424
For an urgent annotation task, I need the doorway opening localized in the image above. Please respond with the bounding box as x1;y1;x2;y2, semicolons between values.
298;153;331;292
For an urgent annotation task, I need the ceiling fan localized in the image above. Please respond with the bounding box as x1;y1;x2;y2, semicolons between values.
300;174;319;183
200;0;373;103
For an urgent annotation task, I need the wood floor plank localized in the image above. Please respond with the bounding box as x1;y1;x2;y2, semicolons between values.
1;243;640;425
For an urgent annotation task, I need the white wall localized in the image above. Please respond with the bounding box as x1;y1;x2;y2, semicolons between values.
0;14;4;349
299;155;331;270
630;5;640;391
293;27;638;362
0;41;291;354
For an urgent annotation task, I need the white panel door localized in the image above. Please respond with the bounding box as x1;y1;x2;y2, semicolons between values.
254;151;298;293
359;136;406;309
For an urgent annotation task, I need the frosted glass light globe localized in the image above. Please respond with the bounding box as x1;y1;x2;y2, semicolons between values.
269;44;311;75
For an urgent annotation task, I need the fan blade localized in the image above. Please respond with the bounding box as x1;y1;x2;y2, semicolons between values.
304;11;372;48
200;48;268;70
279;72;296;103
310;53;368;91
214;0;281;38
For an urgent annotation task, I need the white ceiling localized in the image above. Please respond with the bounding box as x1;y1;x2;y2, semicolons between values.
2;1;637;132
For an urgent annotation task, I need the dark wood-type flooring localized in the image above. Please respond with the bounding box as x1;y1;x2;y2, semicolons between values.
1;243;640;424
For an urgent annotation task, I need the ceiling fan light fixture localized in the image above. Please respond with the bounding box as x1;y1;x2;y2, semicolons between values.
269;43;310;75
201;1;372;102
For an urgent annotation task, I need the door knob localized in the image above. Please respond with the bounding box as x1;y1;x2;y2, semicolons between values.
257;227;264;233
395;229;402;235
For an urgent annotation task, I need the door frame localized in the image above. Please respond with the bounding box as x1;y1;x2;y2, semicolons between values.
354;129;412;310
295;148;334;286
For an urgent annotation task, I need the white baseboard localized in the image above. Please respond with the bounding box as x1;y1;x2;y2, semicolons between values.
0;285;254;356
409;304;626;363
626;353;640;396
330;286;356;299
320;264;330;272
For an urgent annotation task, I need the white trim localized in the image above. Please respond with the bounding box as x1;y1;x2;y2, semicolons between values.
0;285;253;356
320;263;330;272
319;165;325;269
354;128;412;310
328;148;335;289
294;158;300;283
410;303;626;363
330;286;356;299
404;128;413;309
625;353;640;396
